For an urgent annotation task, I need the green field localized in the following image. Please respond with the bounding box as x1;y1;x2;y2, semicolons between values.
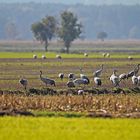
0;117;140;140
0;51;140;58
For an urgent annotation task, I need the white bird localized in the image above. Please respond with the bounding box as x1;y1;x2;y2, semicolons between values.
102;53;106;58
33;54;37;59
132;73;138;86
94;77;102;87
93;64;104;77
59;73;64;80
106;53;110;58
68;73;75;80
110;70;120;87
56;54;62;59
128;56;133;60
40;71;55;87
84;53;88;57
42;55;46;59
19;78;28;90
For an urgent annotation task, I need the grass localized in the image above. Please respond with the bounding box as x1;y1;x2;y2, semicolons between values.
0;51;139;58
0;40;140;53
0;117;139;140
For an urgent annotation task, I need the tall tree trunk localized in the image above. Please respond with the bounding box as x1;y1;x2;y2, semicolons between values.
66;46;69;54
44;40;48;52
65;42;70;53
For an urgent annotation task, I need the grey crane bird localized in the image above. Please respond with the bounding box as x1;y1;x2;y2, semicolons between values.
119;73;127;81
127;64;140;79
131;72;138;86
40;70;55;86
93;64;104;77
67;80;75;88
134;64;140;74
94;77;102;87
19;78;28;90
68;73;75;80
138;76;140;86
73;78;89;87
79;67;90;84
110;70;120;87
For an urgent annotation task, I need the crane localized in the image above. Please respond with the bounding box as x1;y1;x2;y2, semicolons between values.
40;71;55;87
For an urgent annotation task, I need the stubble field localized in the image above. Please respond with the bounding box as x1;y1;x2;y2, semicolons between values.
0;52;140;116
0;41;140;140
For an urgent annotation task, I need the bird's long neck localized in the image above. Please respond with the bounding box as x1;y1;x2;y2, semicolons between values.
113;70;117;75
80;68;83;74
40;72;42;79
137;64;140;70
133;71;136;76
101;64;103;70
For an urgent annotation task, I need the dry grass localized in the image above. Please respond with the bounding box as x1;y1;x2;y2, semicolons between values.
0;94;140;117
0;39;140;52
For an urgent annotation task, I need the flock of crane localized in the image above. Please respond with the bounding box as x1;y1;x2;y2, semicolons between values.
19;64;140;90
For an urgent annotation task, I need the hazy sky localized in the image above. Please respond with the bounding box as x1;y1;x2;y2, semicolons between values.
0;0;140;5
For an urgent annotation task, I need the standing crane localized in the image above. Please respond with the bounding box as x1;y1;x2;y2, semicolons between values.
127;64;140;79
131;72;138;86
40;71;55;87
79;67;90;84
110;69;120;87
58;73;64;81
68;73;75;80
93;64;104;77
93;76;102;87
19;78;28;90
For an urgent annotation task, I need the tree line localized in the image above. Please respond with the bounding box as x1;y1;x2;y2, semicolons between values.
0;3;140;40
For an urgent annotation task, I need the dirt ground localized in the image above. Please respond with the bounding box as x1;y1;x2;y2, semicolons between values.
0;58;139;90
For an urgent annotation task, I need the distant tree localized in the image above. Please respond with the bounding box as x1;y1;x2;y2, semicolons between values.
31;16;56;51
5;22;19;40
97;31;108;41
58;11;82;53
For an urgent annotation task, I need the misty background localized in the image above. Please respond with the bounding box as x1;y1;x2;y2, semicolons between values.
0;0;140;40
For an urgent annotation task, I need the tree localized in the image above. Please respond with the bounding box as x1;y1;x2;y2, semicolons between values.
97;31;108;41
31;16;56;51
5;22;19;40
58;11;82;53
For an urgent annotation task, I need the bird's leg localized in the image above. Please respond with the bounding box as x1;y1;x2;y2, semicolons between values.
24;85;27;91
